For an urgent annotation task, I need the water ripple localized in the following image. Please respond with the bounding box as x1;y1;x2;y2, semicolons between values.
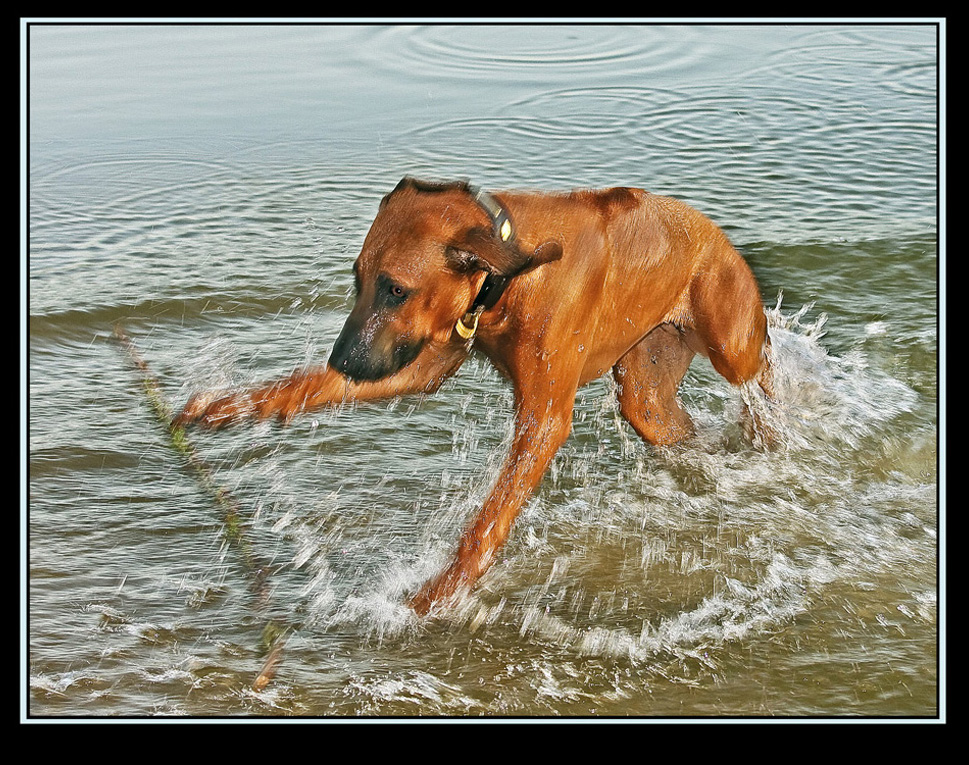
401;79;935;241
361;24;704;80
751;24;937;97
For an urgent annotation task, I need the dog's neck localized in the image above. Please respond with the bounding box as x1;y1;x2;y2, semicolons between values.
456;272;510;341
453;185;519;341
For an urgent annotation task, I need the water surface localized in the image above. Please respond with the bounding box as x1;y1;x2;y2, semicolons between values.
27;21;941;719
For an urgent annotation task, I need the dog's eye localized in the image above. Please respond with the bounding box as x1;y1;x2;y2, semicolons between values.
386;282;409;305
376;274;410;306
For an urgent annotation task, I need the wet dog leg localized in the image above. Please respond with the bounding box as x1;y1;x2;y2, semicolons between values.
612;324;697;446
176;343;467;428
408;381;577;614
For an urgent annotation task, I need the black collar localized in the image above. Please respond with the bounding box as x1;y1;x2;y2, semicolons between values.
465;185;514;314
470;185;514;246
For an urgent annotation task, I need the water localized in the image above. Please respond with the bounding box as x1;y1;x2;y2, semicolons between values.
26;21;941;719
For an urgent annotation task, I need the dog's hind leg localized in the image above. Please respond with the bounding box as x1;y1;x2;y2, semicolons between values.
612;323;697;447
683;253;777;444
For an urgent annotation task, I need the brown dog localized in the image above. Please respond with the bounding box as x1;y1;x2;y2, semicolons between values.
176;177;774;615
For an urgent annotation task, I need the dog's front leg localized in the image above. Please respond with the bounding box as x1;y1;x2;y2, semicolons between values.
175;366;351;428
408;384;577;615
176;343;466;428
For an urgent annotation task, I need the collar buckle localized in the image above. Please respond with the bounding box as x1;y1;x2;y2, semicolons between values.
455;307;483;341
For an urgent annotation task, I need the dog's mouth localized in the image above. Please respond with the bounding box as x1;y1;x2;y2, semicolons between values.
328;322;425;382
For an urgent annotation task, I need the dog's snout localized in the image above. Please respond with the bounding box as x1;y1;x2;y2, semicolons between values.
328;318;370;379
328;312;425;383
327;333;352;374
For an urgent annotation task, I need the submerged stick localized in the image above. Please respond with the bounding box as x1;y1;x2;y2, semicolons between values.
113;324;290;691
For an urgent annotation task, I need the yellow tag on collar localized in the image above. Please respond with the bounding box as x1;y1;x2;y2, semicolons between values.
499;218;512;242
455;311;480;340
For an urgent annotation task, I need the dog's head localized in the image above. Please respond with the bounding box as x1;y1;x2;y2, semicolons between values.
328;178;562;382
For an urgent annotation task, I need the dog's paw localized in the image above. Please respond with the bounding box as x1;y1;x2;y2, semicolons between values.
174;391;250;429
407;562;474;617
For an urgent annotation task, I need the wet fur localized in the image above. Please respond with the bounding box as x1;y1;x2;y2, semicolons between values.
177;178;774;614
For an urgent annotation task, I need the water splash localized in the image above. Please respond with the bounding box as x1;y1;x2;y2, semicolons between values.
510;550;808;664
239;293;932;687
746;292;919;452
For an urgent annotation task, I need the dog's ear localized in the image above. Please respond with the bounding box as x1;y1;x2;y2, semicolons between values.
446;226;562;278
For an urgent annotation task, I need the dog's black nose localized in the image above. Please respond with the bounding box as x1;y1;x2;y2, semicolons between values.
329;318;425;383
327;326;367;379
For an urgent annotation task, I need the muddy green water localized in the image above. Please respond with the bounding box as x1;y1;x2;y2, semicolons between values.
27;22;941;719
